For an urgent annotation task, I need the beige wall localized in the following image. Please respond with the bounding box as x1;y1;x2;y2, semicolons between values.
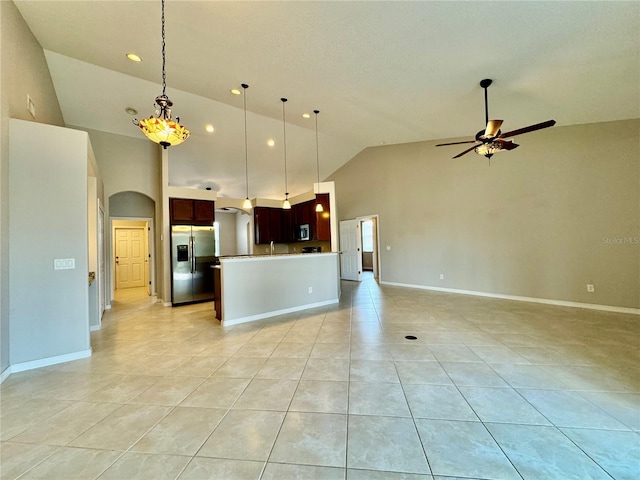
79;128;163;304
329;119;640;309
1;0;65;374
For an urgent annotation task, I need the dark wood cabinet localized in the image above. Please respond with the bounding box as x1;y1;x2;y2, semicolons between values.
254;207;271;245
253;196;331;244
315;193;331;241
170;198;215;225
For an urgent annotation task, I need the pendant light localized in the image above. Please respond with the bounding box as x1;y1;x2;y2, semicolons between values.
281;98;291;210
313;109;324;213
134;0;189;148
241;84;252;210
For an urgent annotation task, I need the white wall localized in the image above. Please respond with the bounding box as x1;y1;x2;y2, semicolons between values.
216;211;239;256
328;119;640;309
1;0;66;375
9;119;90;365
236;210;251;255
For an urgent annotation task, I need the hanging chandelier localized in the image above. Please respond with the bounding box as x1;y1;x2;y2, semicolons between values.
134;0;189;149
281;98;291;210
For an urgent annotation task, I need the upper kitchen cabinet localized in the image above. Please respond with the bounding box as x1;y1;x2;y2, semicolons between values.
170;198;214;225
254;207;271;245
315;194;331;241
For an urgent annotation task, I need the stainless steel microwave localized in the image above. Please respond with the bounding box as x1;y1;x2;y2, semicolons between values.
298;223;310;241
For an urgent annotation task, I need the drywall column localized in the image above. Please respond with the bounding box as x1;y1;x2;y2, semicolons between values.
9;120;91;367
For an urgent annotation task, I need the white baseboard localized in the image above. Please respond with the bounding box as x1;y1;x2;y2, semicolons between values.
89;324;101;331
9;349;92;375
222;298;340;327
379;281;640;315
0;367;11;384
163;301;172;307
105;304;112;310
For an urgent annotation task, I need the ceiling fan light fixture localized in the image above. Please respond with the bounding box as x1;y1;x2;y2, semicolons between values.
133;0;189;149
475;142;504;158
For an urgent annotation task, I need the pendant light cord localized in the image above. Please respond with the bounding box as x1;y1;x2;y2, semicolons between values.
161;0;166;97
314;110;320;193
242;84;249;199
281;98;288;196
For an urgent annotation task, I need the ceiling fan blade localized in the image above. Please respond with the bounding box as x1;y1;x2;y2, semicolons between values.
484;119;503;138
495;139;519;151
499;120;556;139
435;140;477;147
452;144;478;159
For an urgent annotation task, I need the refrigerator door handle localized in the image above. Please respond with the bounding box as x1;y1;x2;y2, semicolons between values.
190;236;196;274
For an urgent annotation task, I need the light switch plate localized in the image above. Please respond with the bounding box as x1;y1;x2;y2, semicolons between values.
54;258;75;270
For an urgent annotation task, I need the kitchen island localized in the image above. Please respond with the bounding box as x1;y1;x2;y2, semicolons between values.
213;253;340;326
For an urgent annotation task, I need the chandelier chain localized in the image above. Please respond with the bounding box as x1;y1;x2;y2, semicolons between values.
161;0;166;97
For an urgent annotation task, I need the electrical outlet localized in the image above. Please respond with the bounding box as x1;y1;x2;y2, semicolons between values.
439;273;444;280
308;287;313;294
587;284;595;293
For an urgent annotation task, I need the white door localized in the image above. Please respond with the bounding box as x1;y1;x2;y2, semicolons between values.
115;228;146;289
98;203;105;318
339;219;361;281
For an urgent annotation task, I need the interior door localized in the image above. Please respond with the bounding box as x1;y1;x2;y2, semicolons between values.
115;228;146;289
339;219;361;281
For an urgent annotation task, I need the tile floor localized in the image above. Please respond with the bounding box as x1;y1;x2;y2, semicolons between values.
1;275;639;479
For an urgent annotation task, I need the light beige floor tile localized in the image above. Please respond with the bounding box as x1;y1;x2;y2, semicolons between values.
129;376;205;406
263;462;345;479
233;342;279;358
302;358;350;382
180;377;250;408
177;457;264;480
98;452;191;480
270;412;347;467
0;442;59;480
0;398;73;441
440;362;509;387
10;402;121;446
349;360;399;383
270;342;314;358
347;415;430;474
167;356;227;377
427;345;483;363
18;446;121;480
415;419;520;479
349;382;411;417
311;343;351;359
579;391;640;431
349;344;392;361
518;389;630;430
131;406;225;456
81;375;158;403
486;423;612;479
490;363;569;389
560;427;640;480
469;345;531;365
289;380;349;414
403;384;478;421
395;361;453;385
388;345;436;361
255;357;307;379
233;378;298;411
211;357;266;378
197;409;284;461
68;404;172;451
458;386;551;425
347;469;432;479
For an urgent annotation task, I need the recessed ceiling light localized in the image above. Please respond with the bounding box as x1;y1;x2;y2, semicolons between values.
302;113;311;119
267;139;275;147
126;53;142;62
205;124;215;133
230;89;241;95
125;107;138;115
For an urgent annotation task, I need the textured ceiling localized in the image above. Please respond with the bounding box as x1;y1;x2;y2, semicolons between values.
15;1;640;200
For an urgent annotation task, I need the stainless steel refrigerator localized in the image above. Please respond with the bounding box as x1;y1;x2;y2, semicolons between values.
171;225;216;305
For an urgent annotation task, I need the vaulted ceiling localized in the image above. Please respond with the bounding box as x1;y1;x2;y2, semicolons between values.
15;1;640;199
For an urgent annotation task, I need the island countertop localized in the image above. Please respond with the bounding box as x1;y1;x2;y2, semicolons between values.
214;252;340;325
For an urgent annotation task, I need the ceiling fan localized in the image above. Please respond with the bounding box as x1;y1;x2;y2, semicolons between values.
436;79;556;160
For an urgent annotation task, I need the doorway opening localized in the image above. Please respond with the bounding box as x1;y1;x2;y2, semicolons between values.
339;214;381;282
112;219;154;300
